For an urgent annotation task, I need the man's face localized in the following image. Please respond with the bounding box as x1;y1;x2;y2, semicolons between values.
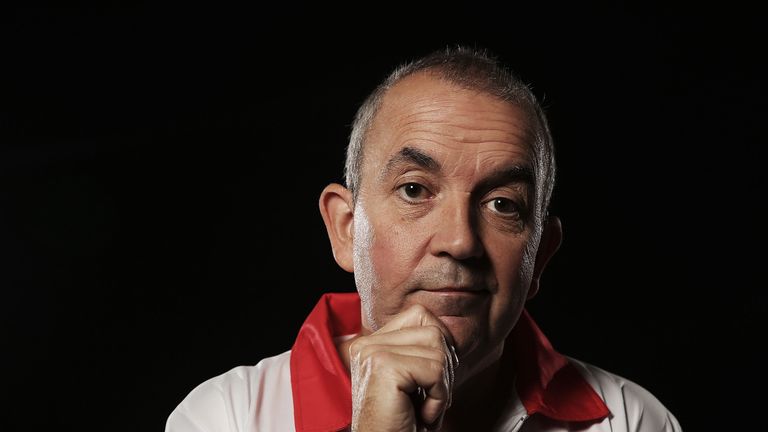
351;73;548;373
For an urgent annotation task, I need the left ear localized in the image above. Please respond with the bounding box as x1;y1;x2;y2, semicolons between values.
527;215;563;300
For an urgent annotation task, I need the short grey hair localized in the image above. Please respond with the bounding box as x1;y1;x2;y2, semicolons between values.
344;46;556;219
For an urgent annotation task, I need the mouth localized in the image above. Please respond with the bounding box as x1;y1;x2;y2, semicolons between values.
408;285;490;320
410;287;490;325
418;287;488;296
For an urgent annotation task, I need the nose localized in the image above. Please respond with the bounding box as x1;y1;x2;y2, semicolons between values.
428;196;484;260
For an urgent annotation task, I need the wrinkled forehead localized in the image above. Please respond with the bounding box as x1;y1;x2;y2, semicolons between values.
364;73;537;175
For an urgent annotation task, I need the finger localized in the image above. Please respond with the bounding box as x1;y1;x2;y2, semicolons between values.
353;342;456;412
377;304;457;347
353;325;449;353
411;361;450;427
358;344;446;364
379;353;449;427
417;362;454;431
350;326;458;384
362;327;457;378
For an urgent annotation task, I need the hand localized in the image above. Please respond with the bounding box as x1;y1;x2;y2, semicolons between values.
348;304;459;432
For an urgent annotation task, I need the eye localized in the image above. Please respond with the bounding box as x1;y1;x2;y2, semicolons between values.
397;182;432;202
485;197;520;216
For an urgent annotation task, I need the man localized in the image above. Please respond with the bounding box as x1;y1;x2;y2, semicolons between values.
166;47;681;431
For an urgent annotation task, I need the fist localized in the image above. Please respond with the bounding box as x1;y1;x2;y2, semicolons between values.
347;304;460;432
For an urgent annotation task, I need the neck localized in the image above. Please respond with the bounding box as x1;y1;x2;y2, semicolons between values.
440;344;513;431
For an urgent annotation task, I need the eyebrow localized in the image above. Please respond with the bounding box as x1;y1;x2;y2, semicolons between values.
476;165;535;191
381;147;441;179
380;146;535;190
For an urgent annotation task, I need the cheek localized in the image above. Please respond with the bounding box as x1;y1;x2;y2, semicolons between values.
487;230;538;292
353;212;426;328
485;238;537;331
367;220;423;297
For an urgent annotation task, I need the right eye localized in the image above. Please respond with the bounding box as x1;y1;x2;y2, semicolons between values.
397;183;432;202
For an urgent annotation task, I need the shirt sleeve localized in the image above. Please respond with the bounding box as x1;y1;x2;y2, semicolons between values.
164;352;295;432
568;358;683;432
165;367;254;432
617;379;683;432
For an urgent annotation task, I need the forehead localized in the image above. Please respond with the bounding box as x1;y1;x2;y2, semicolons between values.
365;73;534;171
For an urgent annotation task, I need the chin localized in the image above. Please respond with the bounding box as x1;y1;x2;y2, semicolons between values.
437;315;484;358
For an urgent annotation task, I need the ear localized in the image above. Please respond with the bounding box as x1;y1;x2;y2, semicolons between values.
319;183;355;273
527;215;563;300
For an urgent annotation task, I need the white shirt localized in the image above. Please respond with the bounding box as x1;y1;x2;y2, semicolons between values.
166;293;681;432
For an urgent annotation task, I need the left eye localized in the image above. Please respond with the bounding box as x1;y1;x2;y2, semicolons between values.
485;198;519;215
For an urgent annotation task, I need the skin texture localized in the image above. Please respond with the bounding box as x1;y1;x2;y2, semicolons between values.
319;72;562;431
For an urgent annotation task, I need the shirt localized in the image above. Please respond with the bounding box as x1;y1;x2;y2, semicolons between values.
166;293;681;431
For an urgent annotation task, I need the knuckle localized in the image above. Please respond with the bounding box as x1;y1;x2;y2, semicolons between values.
348;339;366;359
429;360;446;383
409;303;429;317
425;325;445;343
428;358;446;377
433;348;448;365
425;347;447;366
366;350;392;368
359;344;376;360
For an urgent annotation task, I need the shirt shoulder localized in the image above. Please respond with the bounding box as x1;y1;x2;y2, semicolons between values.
165;350;294;432
565;357;682;432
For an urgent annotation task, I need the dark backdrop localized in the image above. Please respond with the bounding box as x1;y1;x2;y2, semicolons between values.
3;4;765;431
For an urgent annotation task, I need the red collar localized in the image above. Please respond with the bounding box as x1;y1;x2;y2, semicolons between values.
290;293;610;431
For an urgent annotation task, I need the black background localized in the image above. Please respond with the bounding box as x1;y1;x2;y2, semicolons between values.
3;3;765;431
